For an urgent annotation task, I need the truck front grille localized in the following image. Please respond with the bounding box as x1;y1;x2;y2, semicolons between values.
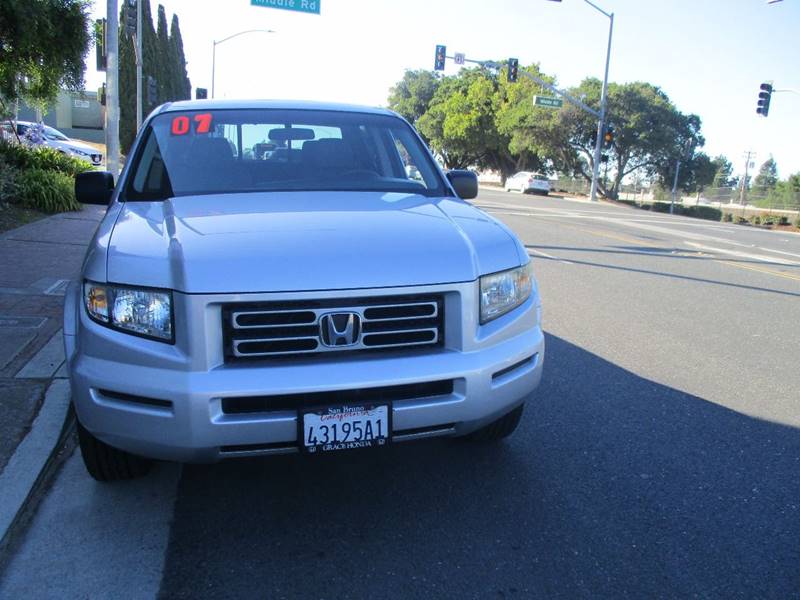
223;294;444;361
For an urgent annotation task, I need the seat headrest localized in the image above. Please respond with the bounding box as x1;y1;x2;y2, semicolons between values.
303;138;355;169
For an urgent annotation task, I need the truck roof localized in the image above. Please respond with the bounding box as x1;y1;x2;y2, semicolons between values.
159;99;397;117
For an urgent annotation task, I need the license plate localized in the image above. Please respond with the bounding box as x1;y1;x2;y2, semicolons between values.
300;404;391;453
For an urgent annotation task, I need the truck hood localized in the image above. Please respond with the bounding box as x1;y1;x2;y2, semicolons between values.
106;192;524;294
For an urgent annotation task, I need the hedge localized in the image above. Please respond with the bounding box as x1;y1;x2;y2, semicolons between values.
0;140;93;177
17;168;81;213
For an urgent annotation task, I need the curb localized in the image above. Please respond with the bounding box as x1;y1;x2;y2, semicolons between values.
0;379;75;571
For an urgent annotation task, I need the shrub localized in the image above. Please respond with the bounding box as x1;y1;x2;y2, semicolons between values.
0;140;92;177
684;206;722;221
16;168;80;213
649;201;673;213
721;212;733;222
795;216;800;228
0;158;19;204
777;216;789;226
751;215;761;225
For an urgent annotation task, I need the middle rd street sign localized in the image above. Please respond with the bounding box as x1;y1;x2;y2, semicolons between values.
251;0;320;15
454;53;465;65
534;95;564;109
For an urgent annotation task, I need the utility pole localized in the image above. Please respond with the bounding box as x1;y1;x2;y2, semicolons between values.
136;0;142;130
106;0;120;176
740;151;756;207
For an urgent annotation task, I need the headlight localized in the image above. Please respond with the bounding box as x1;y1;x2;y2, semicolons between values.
480;263;535;324
84;282;173;342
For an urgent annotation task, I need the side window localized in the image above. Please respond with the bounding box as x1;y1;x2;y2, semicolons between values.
394;138;424;183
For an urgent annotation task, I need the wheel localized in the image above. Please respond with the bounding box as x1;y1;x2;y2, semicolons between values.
77;419;153;481
467;404;524;442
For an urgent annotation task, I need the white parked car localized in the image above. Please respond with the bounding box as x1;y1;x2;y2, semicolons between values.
7;121;103;167
505;172;550;195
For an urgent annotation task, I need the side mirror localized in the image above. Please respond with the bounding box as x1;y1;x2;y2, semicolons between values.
446;170;478;200
75;171;115;205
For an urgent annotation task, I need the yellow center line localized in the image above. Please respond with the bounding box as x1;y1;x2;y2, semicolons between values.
550;223;800;283
714;260;800;283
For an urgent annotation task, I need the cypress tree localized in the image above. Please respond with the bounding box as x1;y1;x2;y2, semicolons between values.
155;5;172;102
170;14;191;100
116;1;193;153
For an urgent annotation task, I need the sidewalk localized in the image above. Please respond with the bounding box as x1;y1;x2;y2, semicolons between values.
0;205;104;557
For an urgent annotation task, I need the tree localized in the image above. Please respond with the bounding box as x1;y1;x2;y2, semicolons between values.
710;155;734;188
387;70;440;131
680;152;716;193
119;2;191;153
0;0;91;113
417;70;498;170
765;172;800;210
753;157;778;192
515;79;705;199
155;5;172;102
169;15;191;101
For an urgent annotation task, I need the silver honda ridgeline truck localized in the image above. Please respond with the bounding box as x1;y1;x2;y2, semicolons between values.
68;100;544;481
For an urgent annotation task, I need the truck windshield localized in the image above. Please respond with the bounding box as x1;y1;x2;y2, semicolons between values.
125;109;448;200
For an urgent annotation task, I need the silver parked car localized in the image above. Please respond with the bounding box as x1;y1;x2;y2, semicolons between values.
68;100;544;480
505;172;550;195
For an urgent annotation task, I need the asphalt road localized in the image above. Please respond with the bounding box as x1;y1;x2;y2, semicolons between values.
2;190;798;599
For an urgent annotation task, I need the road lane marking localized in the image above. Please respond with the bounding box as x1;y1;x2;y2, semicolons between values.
684;242;800;266
713;260;800;283
528;248;573;265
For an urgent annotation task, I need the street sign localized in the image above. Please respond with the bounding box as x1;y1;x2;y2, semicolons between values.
534;95;563;109
250;0;320;15
454;52;465;65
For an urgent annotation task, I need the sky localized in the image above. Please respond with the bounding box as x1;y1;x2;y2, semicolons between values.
86;0;800;179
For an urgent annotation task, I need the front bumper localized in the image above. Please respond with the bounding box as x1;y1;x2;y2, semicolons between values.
65;281;544;463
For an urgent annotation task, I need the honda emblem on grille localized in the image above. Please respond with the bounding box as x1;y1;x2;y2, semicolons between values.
319;312;361;347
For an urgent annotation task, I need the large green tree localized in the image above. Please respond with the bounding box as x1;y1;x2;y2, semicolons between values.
387;70;440;132
0;0;91;113
417;65;545;182
388;66;707;197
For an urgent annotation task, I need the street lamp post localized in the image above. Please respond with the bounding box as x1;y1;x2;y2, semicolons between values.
584;0;614;203
211;29;276;99
548;0;614;201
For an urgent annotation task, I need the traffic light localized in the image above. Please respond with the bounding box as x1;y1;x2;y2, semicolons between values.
97;83;107;107
124;0;137;36
95;19;107;71
603;124;615;148
147;76;157;105
434;45;446;71
507;58;519;83
196;88;208;100
757;82;773;117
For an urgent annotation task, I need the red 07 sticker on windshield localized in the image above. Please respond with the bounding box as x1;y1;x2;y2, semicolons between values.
170;113;213;135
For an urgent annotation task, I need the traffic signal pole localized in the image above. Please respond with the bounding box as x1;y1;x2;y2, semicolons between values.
589;9;613;203
106;0;120;176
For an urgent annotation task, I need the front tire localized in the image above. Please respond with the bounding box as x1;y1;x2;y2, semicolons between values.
467;404;524;442
77;420;153;481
